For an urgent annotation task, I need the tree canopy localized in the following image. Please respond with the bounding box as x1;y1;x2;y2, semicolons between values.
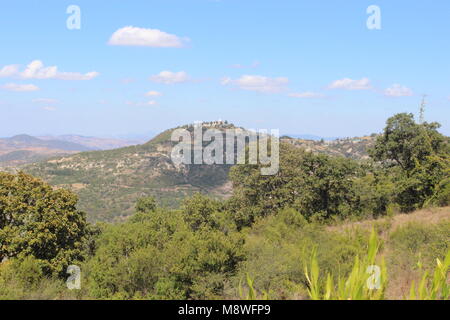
369;113;449;211
0;172;88;275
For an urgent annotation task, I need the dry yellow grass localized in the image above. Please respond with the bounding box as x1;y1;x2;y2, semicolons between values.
326;207;450;299
327;206;450;234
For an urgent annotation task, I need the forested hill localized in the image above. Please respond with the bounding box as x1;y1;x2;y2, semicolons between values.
24;123;238;222
23;123;380;222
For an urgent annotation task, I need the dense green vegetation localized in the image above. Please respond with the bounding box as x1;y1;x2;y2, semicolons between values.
0;113;448;300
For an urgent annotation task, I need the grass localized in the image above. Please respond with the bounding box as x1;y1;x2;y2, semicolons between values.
409;248;449;300
304;229;387;300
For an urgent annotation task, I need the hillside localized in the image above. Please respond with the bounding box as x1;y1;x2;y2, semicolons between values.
328;206;450;233
327;206;450;299
25;123;238;222
281;134;376;160
22;124;379;222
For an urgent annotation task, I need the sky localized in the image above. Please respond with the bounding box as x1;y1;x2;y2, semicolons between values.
0;0;449;138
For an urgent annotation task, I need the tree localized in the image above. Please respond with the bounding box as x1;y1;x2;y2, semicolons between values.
0;172;88;276
181;193;230;231
369;113;449;211
228;143;362;227
369;113;446;173
135;196;157;214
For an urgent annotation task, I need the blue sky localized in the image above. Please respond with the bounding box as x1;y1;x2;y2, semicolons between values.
0;0;449;138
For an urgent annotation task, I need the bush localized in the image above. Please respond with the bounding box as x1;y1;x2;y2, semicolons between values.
85;203;245;299
0;257;78;300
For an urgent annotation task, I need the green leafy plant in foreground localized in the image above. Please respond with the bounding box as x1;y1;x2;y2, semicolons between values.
409;249;450;300
239;274;269;300
304;229;387;300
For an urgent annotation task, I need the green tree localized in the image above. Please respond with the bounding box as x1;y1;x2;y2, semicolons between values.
369;113;449;211
181;193;233;231
135;196;157;214
369;113;446;173
0;172;88;276
228;143;362;228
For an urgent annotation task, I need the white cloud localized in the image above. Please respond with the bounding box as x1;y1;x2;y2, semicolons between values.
54;71;99;81
20;60;58;79
384;84;413;97
0;65;19;77
328;77;372;90
221;75;289;93
150;71;189;84
33;98;59;104
42;106;56;111
0;60;99;80
1;83;39;92
109;26;188;47
145;90;162;97
288;92;324;98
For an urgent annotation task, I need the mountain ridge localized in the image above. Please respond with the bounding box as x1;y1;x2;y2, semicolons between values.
38;134;144;150
24;122;239;221
0;134;147;169
0;134;94;168
22;122;378;222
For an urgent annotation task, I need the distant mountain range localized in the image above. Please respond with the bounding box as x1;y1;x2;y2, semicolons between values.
0;134;142;168
38;135;144;150
20;123;378;222
3;134;92;151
